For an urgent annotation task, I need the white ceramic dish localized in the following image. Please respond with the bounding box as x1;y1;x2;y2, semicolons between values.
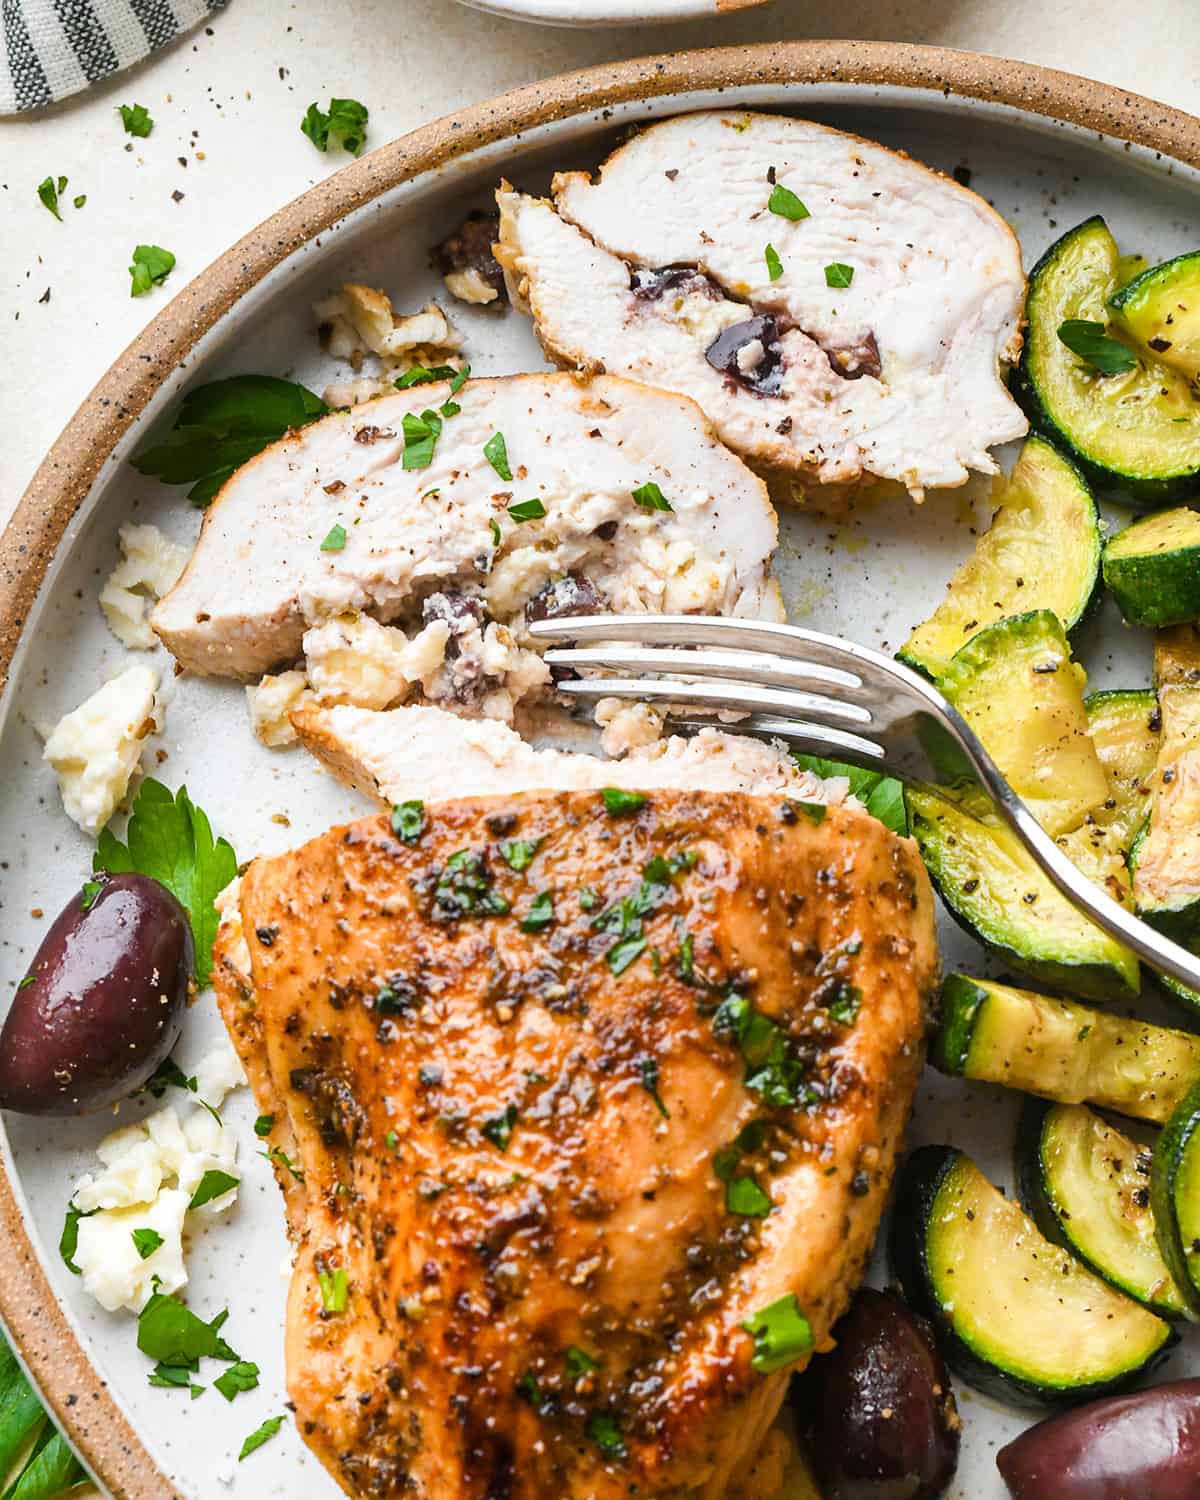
453;0;768;29
2;45;1199;1500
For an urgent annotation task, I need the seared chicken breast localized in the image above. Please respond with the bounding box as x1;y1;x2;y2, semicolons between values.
497;111;1028;496
151;373;781;697
213;789;938;1500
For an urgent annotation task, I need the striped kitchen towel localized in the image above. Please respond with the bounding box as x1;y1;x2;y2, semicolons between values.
1;0;225;113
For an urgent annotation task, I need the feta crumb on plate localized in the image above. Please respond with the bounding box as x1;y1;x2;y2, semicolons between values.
99;523;189;650
42;662;160;835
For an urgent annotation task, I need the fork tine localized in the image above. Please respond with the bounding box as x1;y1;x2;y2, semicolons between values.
554;675;873;728
542;644;864;700
669;714;888;765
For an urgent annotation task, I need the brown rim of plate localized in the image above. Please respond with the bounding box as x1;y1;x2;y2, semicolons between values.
2;38;1199;1499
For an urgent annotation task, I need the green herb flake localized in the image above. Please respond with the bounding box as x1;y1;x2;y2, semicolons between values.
767;183;810;221
402;408;442;469
565;1345;600;1379
300;97;369;156
253;1114;275;1138
137;1290;237;1366
317;1267;349;1314
59;1204;93;1275
143;1057;197;1099
261;1146;305;1183
824;262;855;289
797;802;827;825
677;929;695;982
790;752;907;836
80;878;104;910
319;523;347;553
579;887;600;911
73;194;87;210
507;498;546;523
489;518;502;547
500;838;540;872
764;243;783;282
394;363;460;389
516;1370;547;1410
741;1294;814;1373
392;799;426;843
519;890;555;933
484;430;513;480
587;1411;627;1462
129;243;176;297
148;1360;198;1391
131;1228;165;1260
36;175;64;220
827;982;862;1027
482;1103;519;1151
631;480;672;512
637;1054;669;1118
435;849;510;919
239;1414;287;1461
726;1175;772;1218
600;788;646;817
384;1129;399;1151
214;1361;260;1402
16;975;35;991
1057;319;1137;376
607;935;647;977
119;102;153;136
188;1169;240;1211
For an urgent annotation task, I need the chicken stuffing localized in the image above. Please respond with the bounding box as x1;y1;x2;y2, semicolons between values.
213;788;938;1500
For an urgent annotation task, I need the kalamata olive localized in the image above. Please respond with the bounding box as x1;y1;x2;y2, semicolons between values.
705;315;786;395
793;1287;960;1499
431;211;507;302
631;265;722;303
525;572;607;625
0;873;192;1115
997;1379;1200;1500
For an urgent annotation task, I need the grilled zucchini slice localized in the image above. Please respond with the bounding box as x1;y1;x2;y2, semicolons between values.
889;1146;1175;1407
1110;250;1200;382
1151;1079;1200;1319
907;787;1139;1001
932;974;1200;1123
898;435;1101;679
1103;508;1200;628
1016;217;1200;506
1016;1099;1185;1318
1085;689;1161;850
940;610;1108;836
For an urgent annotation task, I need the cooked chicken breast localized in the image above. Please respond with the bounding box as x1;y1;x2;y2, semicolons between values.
213;789;937;1500
497;111;1028;495
290;701;846;807
151;373;781;691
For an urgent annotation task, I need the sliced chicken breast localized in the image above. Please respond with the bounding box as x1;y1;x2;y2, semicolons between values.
497;111;1028;495
290;701;844;807
151;373;781;688
213;789;938;1500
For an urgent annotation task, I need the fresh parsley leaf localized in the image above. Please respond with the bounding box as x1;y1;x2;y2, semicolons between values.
434;849;510;919
395;363;460;389
507;498;545;523
119;102;154;137
129;243;175;297
72;194;87;210
606;935;647;976
300;97;369;156
519;890;555;933
489;518;502;547
824;262;854;289
214;1361;260;1402
1057;319;1137;376
261;1146;305;1183
137;1290;237;1366
148;1360;196;1390
600;788;646;816
565;1345;600;1379
767;183;809;221
391;800;425;843
95;778;237;989
317;1267;349;1314
253;1114;275;1137
320;523;346;552
79;878;103;910
142;1056;197;1099
402;409;441;469
579;887;600;912
764;243;783;282
481;1103;518;1151
741;1294;813;1373
790;753;907;835
188;1169;240;1210
132;1228;165;1260
637;1054;669;1118
59;1204;93;1276
587;1411;627;1461
36;176;63;221
5;1427;87;1499
0;1331;48;1479
827;981;862;1027
483;431;512;480
500;838;540;872
726;1174;772;1217
631;480;672;512
239;1414;286;1461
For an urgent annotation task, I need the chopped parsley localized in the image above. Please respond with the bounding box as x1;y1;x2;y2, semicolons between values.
579;887;600;911
188;1170;240;1210
434;849;510;919
565;1345;600;1379
119;102;154;137
500;838;540;872
59;1204;91;1275
253;1114;275;1137
1057;318;1137;376
214;1361;260;1401
484;431;513;480
790;752;907;836
587;1411;627;1462
607;935;647;976
239;1414;286;1461
519;890;555;933
395;362;467;390
517;1370;548;1410
677;929;695;982
594;850;695;978
392;799;426;843
129;243;175;297
631;480;672;512
142;1056;198;1099
824;262;855;289
481;1103;518;1151
713;1120;773;1216
317;1267;349;1314
261;1146;305;1183
148;1361;203;1397
741;1294;814;1373
300;97;369;156
79;878;103;910
712;994;813;1110
767;183;809;221
402;409;442;469
37;175;67;220
73;193;87;209
319;523;347;552
384;1129;399;1150
636;1054;669;1118
600;788;645;816
489;518;502;547
827;981;862;1027
725;1174;772;1217
507;498;546;523
764;243;783;282
137;1290;237;1366
132;1228;165;1260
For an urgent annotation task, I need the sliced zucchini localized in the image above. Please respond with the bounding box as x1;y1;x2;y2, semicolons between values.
1103;508;1200;628
933;974;1200;1123
1151;1078;1200;1318
1132;627;1200;940
898;435;1101;679
940;610;1108;836
1110;250;1200;382
907;786;1139;1002
1085;689;1161;850
1016;1099;1185;1317
1016;217;1200;506
889;1146;1176;1407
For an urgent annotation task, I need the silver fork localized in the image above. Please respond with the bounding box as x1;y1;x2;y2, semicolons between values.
528;612;1200;996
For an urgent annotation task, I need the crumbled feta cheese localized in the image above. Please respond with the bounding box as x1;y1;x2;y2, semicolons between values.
302;614;457;712
314;282;463;403
99;524;189;650
596;699;665;757
43;663;160;834
193;1040;247;1109
74;1187;189;1313
246;671;312;748
443;267;499;306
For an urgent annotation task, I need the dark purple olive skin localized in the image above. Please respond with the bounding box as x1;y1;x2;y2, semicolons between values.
997;1380;1200;1500
794;1288;960;1500
0;874;192;1115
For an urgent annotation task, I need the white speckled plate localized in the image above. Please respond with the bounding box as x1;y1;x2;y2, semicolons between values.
2;44;1199;1500
453;0;769;29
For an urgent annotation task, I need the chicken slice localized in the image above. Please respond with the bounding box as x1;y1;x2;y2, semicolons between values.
497;110;1027;496
213;789;937;1500
151;372;780;682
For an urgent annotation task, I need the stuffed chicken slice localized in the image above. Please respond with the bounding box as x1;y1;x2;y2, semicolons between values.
497;110;1028;495
213;788;938;1500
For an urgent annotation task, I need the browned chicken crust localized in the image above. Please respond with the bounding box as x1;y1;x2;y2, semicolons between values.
213;790;938;1499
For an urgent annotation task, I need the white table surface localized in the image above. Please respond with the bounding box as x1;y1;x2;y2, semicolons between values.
0;0;1196;518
